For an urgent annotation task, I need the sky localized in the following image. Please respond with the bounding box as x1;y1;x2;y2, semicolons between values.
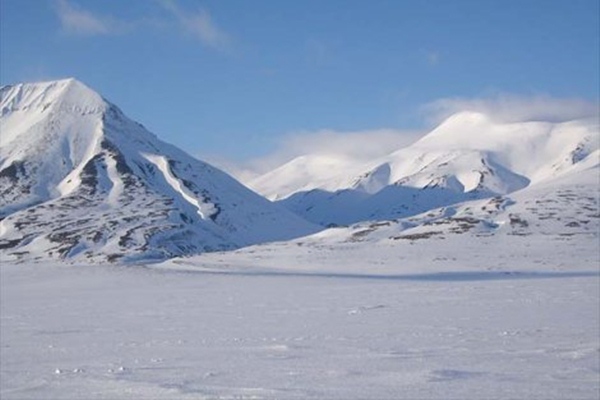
1;0;599;179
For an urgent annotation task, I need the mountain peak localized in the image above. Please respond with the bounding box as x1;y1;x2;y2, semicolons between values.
4;77;104;107
441;111;491;125
411;111;496;150
1;78;108;124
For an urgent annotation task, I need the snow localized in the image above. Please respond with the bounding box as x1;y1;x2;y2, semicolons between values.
248;154;358;201
104;153;124;207
2;237;598;399
142;153;218;220
1;80;106;208
413;112;599;183
0;79;104;149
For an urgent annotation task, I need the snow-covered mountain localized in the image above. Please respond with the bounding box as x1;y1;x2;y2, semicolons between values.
0;78;319;263
305;156;599;245
250;112;598;226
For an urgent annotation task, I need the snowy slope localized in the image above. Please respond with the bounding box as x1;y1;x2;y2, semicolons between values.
250;112;598;226
249;154;357;201
283;154;600;253
0;79;318;263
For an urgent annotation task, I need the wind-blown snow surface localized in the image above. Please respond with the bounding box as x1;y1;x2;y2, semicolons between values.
250;112;599;226
0;79;318;263
2;243;599;399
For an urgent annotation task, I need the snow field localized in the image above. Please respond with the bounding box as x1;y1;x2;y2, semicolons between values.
1;249;599;400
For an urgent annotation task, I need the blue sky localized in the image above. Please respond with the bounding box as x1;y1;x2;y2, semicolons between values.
1;0;599;175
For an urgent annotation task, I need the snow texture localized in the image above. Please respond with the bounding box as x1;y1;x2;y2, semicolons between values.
2;231;598;399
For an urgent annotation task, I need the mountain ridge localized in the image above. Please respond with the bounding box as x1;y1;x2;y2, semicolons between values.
248;111;598;226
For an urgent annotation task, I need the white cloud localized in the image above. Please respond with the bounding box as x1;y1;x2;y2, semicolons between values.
54;0;230;50
209;128;423;183
277;129;421;160
55;0;112;35
212;94;599;183
158;0;230;50
425;94;599;124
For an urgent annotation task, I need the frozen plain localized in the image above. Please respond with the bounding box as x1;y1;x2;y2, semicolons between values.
2;233;599;400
